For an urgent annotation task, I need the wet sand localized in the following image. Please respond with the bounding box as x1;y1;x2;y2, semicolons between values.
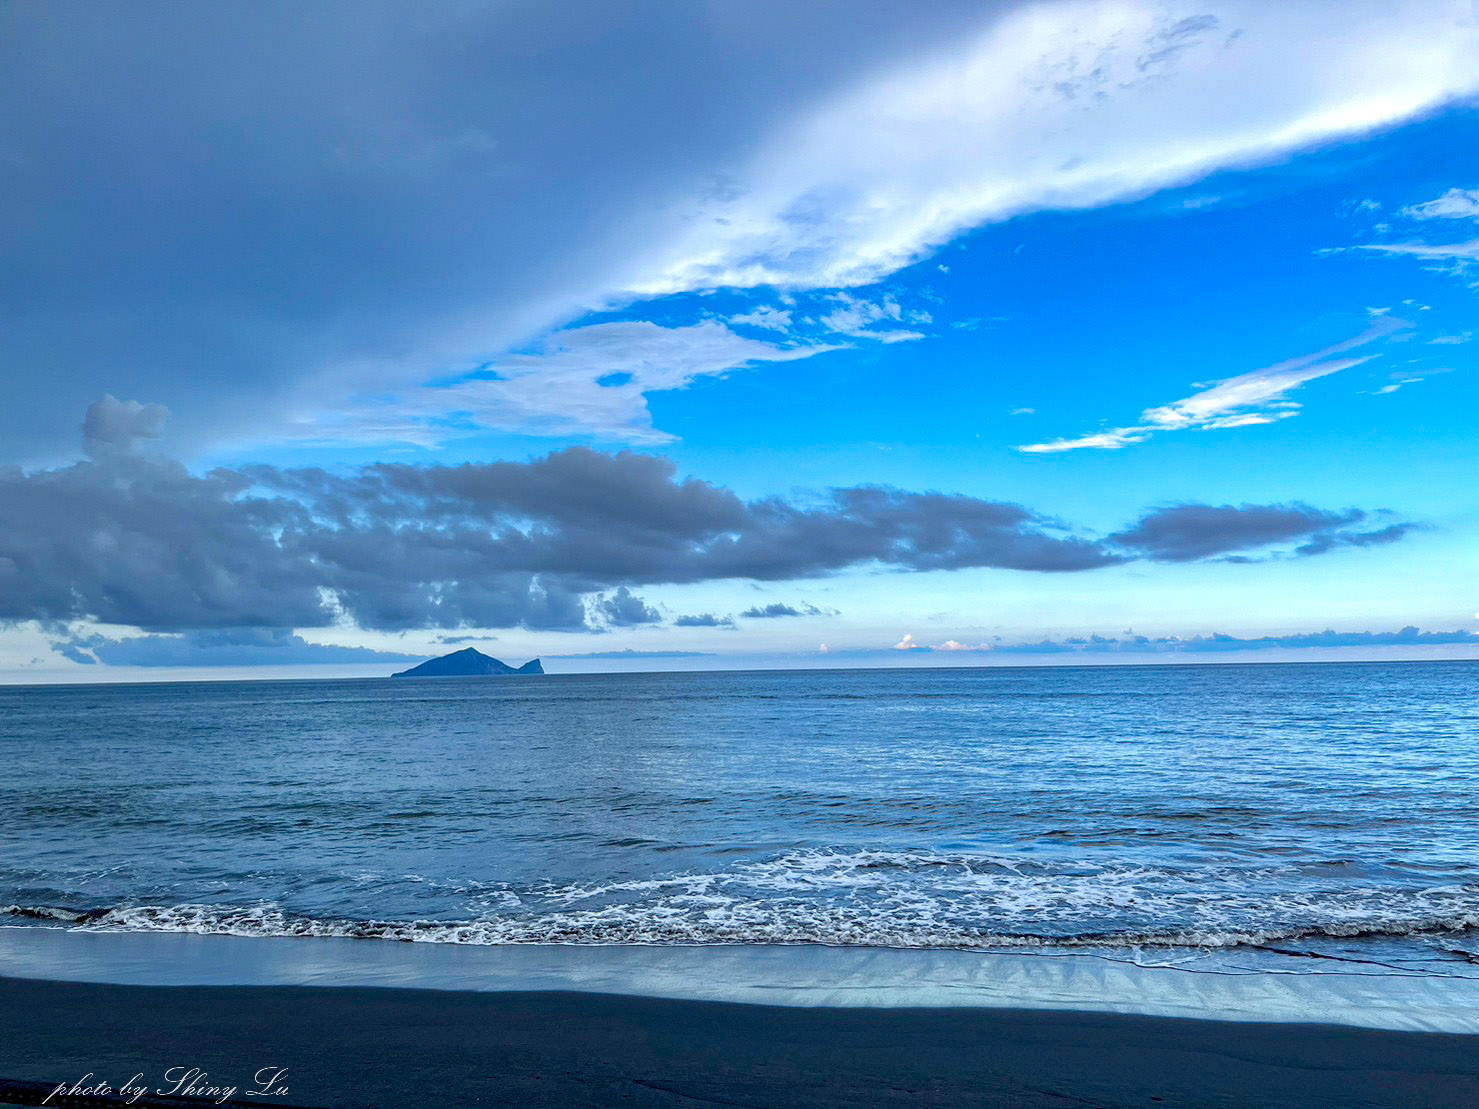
2;975;1478;1107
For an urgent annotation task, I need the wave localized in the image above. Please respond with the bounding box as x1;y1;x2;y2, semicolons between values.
4;899;1478;950
5;846;1478;951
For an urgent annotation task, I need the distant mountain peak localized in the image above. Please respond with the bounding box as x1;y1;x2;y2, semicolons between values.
391;648;544;678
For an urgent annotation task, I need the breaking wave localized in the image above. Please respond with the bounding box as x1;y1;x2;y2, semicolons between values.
7;848;1478;951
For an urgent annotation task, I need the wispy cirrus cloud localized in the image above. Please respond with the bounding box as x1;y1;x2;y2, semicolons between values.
727;306;794;332
631;3;1479;298
816;292;930;344
1347;185;1479;283
301;320;843;446
1356;241;1479;262
1400;188;1479;221
1019;316;1408;453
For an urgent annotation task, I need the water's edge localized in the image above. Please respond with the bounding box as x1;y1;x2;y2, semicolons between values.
3;926;1477;1034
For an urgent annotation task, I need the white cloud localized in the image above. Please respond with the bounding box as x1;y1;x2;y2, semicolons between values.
628;2;1479;297
1356;240;1479;261
1021;428;1150;454
894;633;924;650
1345;189;1479;286
1020;316;1407;453
305;321;840;445
728;305;794;331
1400;187;1479;221
816;291;929;343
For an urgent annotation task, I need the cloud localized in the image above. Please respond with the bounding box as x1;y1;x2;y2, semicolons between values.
739;602;833;619
1020;428;1151;453
1166;626;1479;652
673;613;736;629
1355;240;1479;262
0;4;990;457
1020;317;1407;453
815;292;928;343
0;417;1412;635
633;3;1479;296
5;4;1477;457
549;649;713;659
728;306;793;332
1108;502;1408;562
82;396;170;458
308;320;841;446
53;628;421;668
1400;187;1479;221
847;625;1479;658
1348;188;1479;281
594;586;663;627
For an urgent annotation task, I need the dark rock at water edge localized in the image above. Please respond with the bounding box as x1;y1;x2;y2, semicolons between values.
392;648;544;678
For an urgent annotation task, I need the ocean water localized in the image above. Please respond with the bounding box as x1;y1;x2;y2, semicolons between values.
3;662;1478;972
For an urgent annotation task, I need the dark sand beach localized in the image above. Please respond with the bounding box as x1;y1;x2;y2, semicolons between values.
2;976;1477;1107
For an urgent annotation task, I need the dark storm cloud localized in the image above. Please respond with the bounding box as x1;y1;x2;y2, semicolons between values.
674;614;737;629
1294;523;1415;557
82;396;170;458
740;602;832;618
0;437;1413;635
57;628;420;667
594;587;663;627
1107;503;1397;562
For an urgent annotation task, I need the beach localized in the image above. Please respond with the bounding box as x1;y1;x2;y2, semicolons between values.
5;975;1479;1107
2;928;1478;1107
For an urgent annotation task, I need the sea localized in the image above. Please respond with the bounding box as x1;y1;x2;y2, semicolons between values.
3;661;1478;1025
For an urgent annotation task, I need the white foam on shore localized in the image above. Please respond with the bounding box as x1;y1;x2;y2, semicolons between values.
9;846;1479;950
1;926;1476;1033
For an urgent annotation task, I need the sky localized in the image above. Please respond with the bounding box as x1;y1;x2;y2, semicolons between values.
2;0;1478;681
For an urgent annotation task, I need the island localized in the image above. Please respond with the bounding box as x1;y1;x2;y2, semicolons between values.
391;647;545;678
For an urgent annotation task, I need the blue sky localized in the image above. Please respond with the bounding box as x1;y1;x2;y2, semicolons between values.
2;2;1477;679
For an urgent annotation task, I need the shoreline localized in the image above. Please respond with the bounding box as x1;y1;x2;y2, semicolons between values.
2;926;1478;1034
3;975;1478;1107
